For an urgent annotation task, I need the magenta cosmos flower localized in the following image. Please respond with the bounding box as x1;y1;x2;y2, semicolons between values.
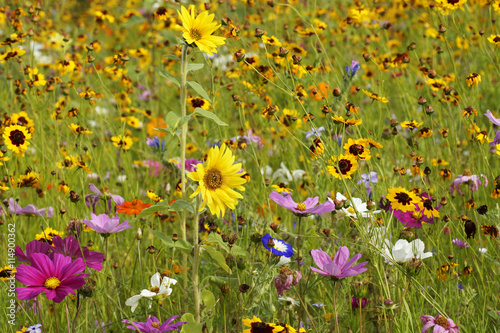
16;253;88;303
269;192;336;216
310;247;368;280
9;198;54;217
420;315;459;333
122;315;187;332
83;213;133;236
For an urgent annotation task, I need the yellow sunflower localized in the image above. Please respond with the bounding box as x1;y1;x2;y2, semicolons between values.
386;187;421;212
176;6;226;56
327;154;358;179
188;144;246;217
3;124;32;155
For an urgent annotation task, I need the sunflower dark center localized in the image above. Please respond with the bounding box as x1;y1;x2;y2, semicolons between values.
10;129;25;146
191;98;205;108
495;37;500;43
394;192;411;205
250;322;275;333
349;144;364;156
338;159;352;174
204;169;223;190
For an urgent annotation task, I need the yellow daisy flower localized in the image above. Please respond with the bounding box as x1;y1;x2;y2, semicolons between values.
326;154;358;179
188;144;247;217
111;135;133;150
242;316;281;333
488;34;500;47
386;187;421;212
466;73;481;87
3;124;32;155
176;6;226;56
362;89;389;103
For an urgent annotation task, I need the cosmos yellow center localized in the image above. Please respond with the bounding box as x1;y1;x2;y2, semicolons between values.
44;277;61;289
204;169;223;190
348;207;355;214
151;322;160;329
190;28;202;40
296;203;307;211
150;286;160;293
435;316;449;328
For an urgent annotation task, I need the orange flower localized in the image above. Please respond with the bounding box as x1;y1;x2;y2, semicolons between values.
146;117;168;138
308;82;330;101
116;199;152;215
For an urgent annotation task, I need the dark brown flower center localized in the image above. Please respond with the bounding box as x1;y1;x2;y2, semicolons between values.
204;169;223;190
10;129;25;146
349;144;364;156
394;192;411;205
338;159;352;174
423;199;433;210
495;36;500;43
251;322;275;333
191;98;205;108
435;316;449;328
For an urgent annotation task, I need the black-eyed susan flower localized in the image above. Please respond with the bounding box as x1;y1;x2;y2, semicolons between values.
488;34;500;46
461;106;477;118
332;115;362;127
154;7;168;21
0;47;26;63
262;35;282;47
481;225;499;238
0;266;16;281
309;138;324;159
147;190;163;203
327;154;358;179
70;155;92;174
418;127;433;138
435;0;467;15
262;105;279;118
3;124;32;155
27;67;46;87
176;6;226;56
271;183;292;193
187;144;247;218
94;10;114;23
187;96;211;110
400;120;423;131
362;90;389;103
35;227;64;245
426;78;447;91
69;123;92;135
466;73;481;87
242;316;281;333
387;187;421;212
344;138;371;160
111;135;133;150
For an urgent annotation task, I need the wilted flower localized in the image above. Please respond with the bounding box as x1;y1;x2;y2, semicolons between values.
449;172;488;196
274;267;302;296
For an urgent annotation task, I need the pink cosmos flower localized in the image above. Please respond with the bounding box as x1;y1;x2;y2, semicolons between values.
83;213;133;235
420;315;459;333
122;315;187;332
9;198;54;217
449;174;487;196
310;247;368;280
269;192;336;215
16;253;88;303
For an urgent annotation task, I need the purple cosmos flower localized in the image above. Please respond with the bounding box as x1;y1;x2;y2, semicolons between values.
176;158;201;173
350;297;370;310
449;174;488;196
16;253;88;303
390;193;440;228
85;183;124;214
452;238;469;249
9;198;54;217
83;213;133;235
52;236;104;271
305;127;325;139
274;269;302;296
15;240;52;264
489;130;500;146
269;192;336;216
310;247;368;280
420;315;459;333
262;234;294;257
122;315;187;332
485;110;500;126
230;129;263;149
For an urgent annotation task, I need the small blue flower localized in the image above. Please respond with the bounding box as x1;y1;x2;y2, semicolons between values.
262;234;294;257
305;126;325;139
457;284;464;290
345;60;360;79
146;136;166;152
312;303;327;308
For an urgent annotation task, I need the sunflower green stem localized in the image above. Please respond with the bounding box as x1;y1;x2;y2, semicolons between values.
192;195;201;322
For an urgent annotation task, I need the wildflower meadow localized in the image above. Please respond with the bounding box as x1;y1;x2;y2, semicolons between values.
2;0;500;332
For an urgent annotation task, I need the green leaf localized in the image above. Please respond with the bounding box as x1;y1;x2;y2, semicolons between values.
180;313;203;333
151;228;193;254
162;54;180;61
187;63;204;72
187;81;211;102
201;289;216;311
204;233;248;257
135;201;170;220
165;111;180;133
193;108;227;126
177;115;191;129
202;245;230;273
169;199;194;213
154;67;180;87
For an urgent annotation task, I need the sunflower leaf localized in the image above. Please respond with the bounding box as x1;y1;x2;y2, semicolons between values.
193;108;227;126
201;289;216;312
165;111;181;135
202;245;231;273
162;54;180;61
187;81;211;102
150;228;193;254
154;67;180;87
180;313;203;333
169;199;194;213
187;63;204;72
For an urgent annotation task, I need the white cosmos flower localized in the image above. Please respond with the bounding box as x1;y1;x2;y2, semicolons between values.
272;162;306;183
334;193;381;218
382;239;433;265
125;273;177;312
